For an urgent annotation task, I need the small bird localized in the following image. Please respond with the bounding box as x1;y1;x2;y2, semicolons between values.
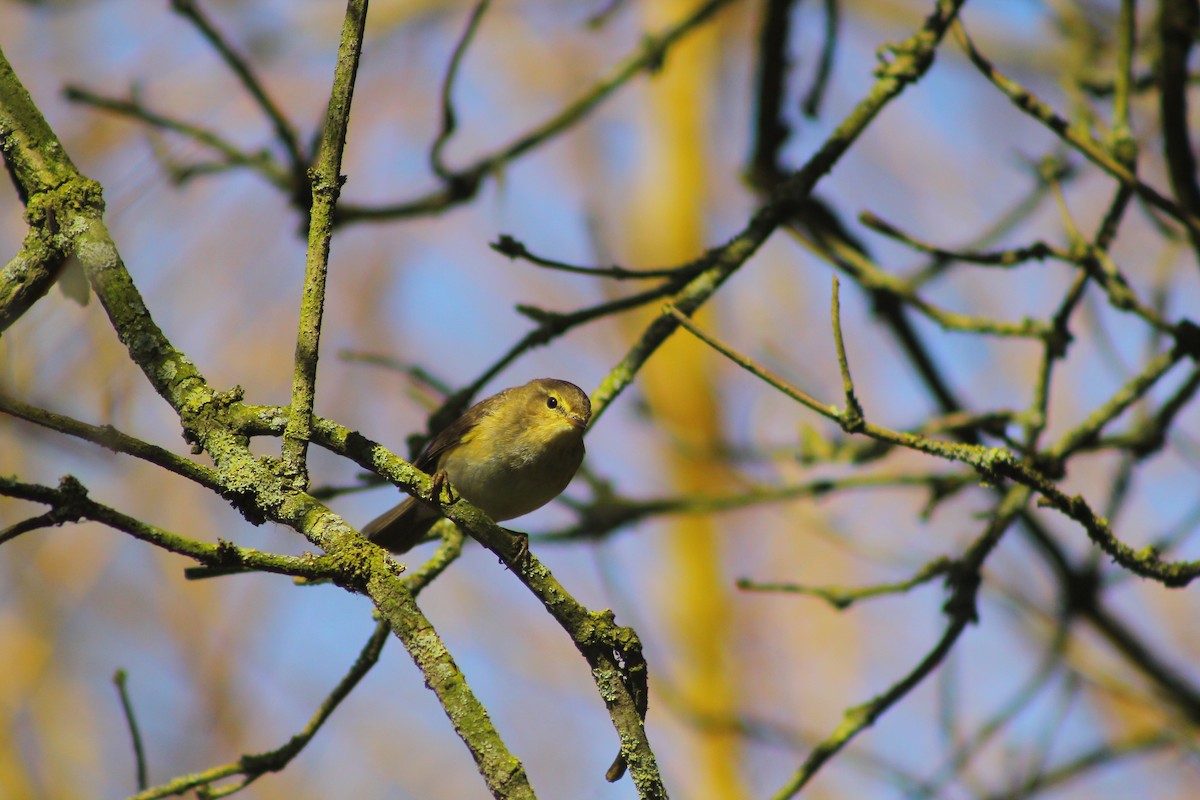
363;378;591;554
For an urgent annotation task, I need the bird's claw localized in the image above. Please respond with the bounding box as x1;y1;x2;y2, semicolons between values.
500;528;530;569
430;470;458;506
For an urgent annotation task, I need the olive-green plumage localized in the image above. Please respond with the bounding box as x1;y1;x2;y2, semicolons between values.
363;378;591;553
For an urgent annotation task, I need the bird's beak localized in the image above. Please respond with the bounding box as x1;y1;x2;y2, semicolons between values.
567;413;588;430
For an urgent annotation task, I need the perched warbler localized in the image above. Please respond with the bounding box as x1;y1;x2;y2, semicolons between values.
363;378;591;553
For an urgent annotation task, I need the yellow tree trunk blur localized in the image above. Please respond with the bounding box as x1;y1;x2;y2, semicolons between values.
627;4;748;797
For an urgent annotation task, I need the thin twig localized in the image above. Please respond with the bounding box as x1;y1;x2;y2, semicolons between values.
739;556;955;610
430;0;493;180
491;233;687;279
0;475;348;581
770;485;1030;799
425;272;703;435
912;615;1071;798
1048;347;1185;461
129;620;391;800
170;0;307;187
336;0;739;223
0;393;224;491
980;731;1177;800
830;278;864;429
62;87;292;190
0;513;57;547
860;210;1059;267
667;306;1200;586
541;471;975;542
953;19;1200;241
665;303;836;419
113;670;149;791
801;0;839;117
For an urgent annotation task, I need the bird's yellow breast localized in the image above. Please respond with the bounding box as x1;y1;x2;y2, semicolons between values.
439;413;585;521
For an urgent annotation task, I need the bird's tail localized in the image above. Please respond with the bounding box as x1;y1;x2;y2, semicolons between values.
361;497;442;553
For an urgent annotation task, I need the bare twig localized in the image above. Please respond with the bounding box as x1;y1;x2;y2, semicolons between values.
769;486;1031;798
668;306;1200;586
430;0;493;180
491;233;688;279
113;670;149;792
0;475;347;581
860;210;1059;267
335;0;740;223
128;620;393;800
0;393;223;491
953;20;1200;241
63;86;292;190
170;0;307;188
739;556;956;611
830;277;864;429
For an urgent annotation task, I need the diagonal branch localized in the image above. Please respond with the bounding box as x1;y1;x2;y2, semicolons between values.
769;485;1031;799
667;304;1200;587
170;0;308;193
236;407;667;796
127;620;393;800
953;19;1200;244
0;475;345;581
335;0;740;224
589;0;970;425
0;393;223;491
3;32;544;799
1;47;91;332
62;86;293;190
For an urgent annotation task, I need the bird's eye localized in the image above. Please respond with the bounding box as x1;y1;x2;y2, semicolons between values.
546;396;559;409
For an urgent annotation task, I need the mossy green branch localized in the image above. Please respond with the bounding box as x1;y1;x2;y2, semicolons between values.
237;404;667;797
2;46;540;798
672;298;1200;587
0;475;345;581
0;227;70;333
0;47;83;193
0;46;98;331
2;35;334;544
282;0;368;483
2;14;615;798
366;571;536;800
0;467;532;800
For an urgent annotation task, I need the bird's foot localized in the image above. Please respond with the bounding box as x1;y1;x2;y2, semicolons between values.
499;528;530;569
429;470;458;505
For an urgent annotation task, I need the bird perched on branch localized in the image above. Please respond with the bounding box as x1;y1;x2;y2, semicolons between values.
363;378;590;555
